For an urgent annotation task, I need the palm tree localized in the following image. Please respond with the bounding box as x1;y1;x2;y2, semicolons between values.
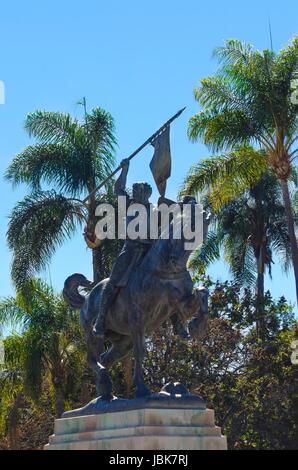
0;280;84;417
188;172;292;337
186;38;298;302
0;335;25;449
6;105;118;288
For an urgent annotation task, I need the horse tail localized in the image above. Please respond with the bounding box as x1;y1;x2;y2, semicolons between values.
63;273;92;309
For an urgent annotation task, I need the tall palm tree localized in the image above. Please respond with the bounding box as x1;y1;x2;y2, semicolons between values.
0;280;84;417
6;106;118;288
188;173;292;336
187;38;298;302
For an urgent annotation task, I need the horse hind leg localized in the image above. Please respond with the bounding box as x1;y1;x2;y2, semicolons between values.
80;284;114;400
100;335;133;368
98;335;133;398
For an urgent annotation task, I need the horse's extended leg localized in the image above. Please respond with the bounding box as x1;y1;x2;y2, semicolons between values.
171;312;190;340
168;285;209;340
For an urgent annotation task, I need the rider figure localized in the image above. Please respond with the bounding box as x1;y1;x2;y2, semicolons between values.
93;158;154;338
93;159;191;339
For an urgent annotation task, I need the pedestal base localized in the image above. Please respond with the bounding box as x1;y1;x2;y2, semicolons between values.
45;407;227;450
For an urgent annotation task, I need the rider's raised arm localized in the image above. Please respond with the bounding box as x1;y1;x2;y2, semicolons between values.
114;159;130;196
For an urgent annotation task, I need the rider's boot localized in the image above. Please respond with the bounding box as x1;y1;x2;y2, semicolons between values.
93;283;118;338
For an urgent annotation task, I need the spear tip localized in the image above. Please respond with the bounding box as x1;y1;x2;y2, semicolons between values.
177;106;186;116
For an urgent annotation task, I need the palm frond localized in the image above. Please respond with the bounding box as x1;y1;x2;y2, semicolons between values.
5;144;73;191
213;39;253;67
224;236;256;286
188;230;221;273
188;108;259;151
181;146;267;206
85;107;116;153
7;191;83;288
0;299;28;333
25;111;79;145
2;334;27;370
86;108;117;186
194;75;248;112
15;109;118;196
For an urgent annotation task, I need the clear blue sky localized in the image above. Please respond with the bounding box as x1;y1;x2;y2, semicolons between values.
0;0;297;309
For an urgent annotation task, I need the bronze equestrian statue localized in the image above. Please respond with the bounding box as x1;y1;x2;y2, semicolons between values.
63;160;208;400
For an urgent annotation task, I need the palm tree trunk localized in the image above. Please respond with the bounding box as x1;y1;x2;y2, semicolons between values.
88;194;102;284
92;242;117;283
92;248;98;283
89;197;121;284
92;247;102;284
280;179;298;304
123;355;133;397
52;365;65;418
256;255;265;339
54;384;64;418
7;393;23;450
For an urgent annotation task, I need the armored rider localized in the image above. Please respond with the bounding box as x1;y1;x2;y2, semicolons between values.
93;158;154;338
93;158;193;339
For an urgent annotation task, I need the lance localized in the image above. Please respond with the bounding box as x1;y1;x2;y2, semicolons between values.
82;106;186;204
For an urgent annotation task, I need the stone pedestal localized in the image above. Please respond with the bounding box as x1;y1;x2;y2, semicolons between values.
45;406;227;450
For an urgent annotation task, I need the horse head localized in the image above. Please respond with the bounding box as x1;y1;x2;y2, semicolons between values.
145;196;202;275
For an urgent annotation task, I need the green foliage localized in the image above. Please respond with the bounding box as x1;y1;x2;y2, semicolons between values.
189;38;298;159
143;280;297;450
0;280;85;419
181;146;267;210
7;191;83;289
189;173;292;288
6;106;117;287
186;38;298;303
0;280;296;449
12;109;117;196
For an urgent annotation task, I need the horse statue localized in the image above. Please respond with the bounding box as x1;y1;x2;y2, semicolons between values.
63;197;208;401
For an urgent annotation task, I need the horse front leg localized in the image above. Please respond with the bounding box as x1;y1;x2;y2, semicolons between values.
131;306;150;398
171;312;190;340
187;287;209;339
133;332;150;397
